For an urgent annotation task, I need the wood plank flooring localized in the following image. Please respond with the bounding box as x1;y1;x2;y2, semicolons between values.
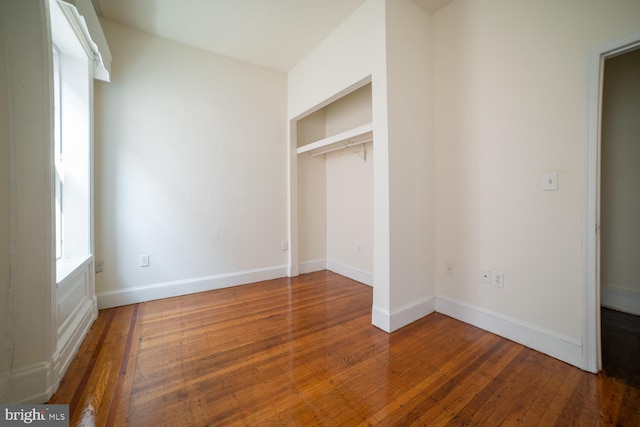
601;306;640;389
49;271;640;426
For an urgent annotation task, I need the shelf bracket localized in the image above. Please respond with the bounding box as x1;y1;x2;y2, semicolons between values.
350;142;367;162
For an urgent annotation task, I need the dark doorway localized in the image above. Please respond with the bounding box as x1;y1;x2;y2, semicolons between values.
601;307;640;387
600;48;640;387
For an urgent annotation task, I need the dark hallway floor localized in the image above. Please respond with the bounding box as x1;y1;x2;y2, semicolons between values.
601;306;640;389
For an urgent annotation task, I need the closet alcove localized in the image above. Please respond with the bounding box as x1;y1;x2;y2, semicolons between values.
295;82;374;285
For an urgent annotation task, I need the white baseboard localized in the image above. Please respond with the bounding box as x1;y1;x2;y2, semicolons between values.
55;261;98;385
326;260;373;287
97;265;288;309
298;259;327;274
97;267;587;372
5;268;98;404
372;295;436;333
436;296;584;369
54;298;97;384
8;362;56;404
601;284;640;316
298;260;373;287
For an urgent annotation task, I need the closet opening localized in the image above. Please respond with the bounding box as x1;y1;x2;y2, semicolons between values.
293;80;374;286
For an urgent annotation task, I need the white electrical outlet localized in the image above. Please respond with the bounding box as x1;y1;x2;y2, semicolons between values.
446;262;454;277
481;269;491;284
139;254;150;268
543;172;558;191
95;260;104;273
493;271;504;288
281;241;288;251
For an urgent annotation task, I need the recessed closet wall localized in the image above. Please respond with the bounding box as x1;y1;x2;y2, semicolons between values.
296;83;374;284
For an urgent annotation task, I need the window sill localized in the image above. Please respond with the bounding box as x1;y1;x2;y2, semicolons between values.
57;254;92;284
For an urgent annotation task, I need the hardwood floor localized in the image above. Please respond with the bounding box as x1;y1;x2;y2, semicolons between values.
601;306;640;389
49;271;640;426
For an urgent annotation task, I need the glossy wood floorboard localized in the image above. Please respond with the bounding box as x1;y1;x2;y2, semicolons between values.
49;271;640;426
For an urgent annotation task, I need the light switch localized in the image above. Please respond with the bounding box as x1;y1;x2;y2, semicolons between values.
543;172;558;191
139;254;150;267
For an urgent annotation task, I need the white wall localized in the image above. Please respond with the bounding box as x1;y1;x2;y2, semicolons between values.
324;83;372;136
0;10;11;400
296;111;327;270
433;0;640;356
287;0;386;120
0;0;57;403
601;48;640;315
326;146;374;279
95;20;288;306
384;0;435;314
324;84;374;280
297;154;327;268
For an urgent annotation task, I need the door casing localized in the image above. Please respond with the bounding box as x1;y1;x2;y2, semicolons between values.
584;32;640;373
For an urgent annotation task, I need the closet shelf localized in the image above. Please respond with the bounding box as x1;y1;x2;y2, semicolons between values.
297;122;373;156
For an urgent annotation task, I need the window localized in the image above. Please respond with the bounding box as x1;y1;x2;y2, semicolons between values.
49;0;110;281
52;40;92;281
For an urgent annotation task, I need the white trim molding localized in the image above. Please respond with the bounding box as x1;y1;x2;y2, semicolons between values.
7;363;56;404
297;260;373;286
97;265;288;309
601;285;640;316
372;296;436;333
437;296;584;369
53;0;111;81
298;260;328;275
326;260;373;287
53;296;96;386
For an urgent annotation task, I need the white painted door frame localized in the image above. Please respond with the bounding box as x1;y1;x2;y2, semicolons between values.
584;32;640;373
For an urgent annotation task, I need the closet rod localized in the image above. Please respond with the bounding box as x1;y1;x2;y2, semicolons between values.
309;138;373;157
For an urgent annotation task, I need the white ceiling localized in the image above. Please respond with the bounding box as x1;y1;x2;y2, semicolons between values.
96;0;453;71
